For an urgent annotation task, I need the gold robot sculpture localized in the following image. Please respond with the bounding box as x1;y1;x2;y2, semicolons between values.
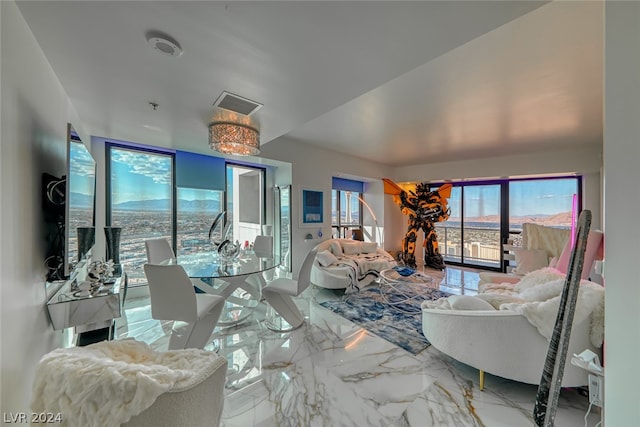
383;179;452;270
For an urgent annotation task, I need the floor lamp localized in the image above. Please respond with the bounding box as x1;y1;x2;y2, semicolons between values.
356;195;383;246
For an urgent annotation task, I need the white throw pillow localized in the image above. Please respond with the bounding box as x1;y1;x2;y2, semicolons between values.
361;242;378;254
329;241;343;256
448;295;496;311
316;250;338;267
513;248;549;275
341;241;362;255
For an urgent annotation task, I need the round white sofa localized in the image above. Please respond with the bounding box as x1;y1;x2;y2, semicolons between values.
422;308;599;386
310;238;396;290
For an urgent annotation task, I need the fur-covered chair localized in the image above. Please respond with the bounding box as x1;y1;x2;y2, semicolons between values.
32;339;228;427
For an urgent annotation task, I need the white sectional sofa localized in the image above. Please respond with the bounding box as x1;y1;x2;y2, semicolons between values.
310;238;396;293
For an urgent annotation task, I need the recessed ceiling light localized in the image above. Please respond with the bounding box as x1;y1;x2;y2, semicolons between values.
146;30;183;57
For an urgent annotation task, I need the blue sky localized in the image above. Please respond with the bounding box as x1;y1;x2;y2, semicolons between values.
69;141;95;195
110;148;172;204
109;146;577;217
448;179;577;218
111;148;225;204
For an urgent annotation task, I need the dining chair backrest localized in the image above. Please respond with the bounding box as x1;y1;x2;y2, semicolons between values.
253;235;274;257
145;238;176;265
295;247;318;295
144;264;197;323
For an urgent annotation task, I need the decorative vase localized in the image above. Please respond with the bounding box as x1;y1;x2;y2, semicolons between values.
77;226;95;262
87;259;115;295
104;227;122;276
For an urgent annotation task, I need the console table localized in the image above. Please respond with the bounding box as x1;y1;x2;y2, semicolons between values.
46;269;126;339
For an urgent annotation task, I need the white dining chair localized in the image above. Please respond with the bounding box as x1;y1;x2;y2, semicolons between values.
146;237;212;293
262;247;318;331
145;238;176;264
253;235;274;258
251;235;275;285
144;264;225;349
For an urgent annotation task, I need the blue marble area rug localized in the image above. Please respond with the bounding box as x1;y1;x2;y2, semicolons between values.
319;282;450;355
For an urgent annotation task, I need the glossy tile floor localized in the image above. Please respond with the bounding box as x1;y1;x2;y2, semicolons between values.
115;266;601;426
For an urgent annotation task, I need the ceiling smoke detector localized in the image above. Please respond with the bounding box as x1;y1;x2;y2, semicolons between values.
146;31;183;57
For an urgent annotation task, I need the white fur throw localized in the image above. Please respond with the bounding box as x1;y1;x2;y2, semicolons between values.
31;339;226;427
513;267;565;293
501;280;604;347
424;265;605;348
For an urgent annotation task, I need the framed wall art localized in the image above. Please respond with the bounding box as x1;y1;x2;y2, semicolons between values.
300;187;324;227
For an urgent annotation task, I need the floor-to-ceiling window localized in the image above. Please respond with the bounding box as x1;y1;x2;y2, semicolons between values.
331;190;362;239
331;177;364;239
107;144;174;286
107;145;269;285
509;177;580;231
435;187;462;263
433;176;581;271
463;184;502;268
176;188;224;255
226;164;266;249
435;184;501;268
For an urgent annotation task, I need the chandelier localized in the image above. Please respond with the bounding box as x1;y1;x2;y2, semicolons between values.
208;122;260;156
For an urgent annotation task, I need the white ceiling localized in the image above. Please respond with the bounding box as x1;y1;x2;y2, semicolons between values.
16;1;603;166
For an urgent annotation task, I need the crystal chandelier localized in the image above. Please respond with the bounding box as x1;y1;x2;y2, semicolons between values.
208;122;260;156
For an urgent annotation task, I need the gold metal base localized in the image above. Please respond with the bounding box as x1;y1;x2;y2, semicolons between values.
480;370;485;391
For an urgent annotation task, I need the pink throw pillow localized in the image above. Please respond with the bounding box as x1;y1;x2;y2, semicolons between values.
555;230;604;278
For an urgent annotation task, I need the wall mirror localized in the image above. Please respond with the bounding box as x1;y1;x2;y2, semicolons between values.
276;185;292;272
66;124;97;275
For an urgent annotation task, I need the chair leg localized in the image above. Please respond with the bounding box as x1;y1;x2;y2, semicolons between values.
168;322;195;350
262;290;304;332
183;302;225;349
479;370;485;391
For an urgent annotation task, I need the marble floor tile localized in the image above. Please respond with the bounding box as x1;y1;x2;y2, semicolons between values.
112;266;597;427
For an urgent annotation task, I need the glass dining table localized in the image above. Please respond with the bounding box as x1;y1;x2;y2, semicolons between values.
164;251;280;326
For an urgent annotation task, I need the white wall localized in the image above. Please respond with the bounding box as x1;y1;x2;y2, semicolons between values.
260;137;394;277
603;2;640;424
0;1;86;413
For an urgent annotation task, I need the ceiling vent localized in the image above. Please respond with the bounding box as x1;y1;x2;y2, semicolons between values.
213;92;263;116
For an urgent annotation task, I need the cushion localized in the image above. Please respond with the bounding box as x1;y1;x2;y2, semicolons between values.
448;295;496;311
329;241;343;256
316;250;338;267
555;230;604;278
361;242;378;254
476;293;525;309
522;223;571;258
341;241;362;255
513;248;549;275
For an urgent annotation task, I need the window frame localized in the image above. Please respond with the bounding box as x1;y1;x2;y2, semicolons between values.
106;142;176;285
429;175;582;272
